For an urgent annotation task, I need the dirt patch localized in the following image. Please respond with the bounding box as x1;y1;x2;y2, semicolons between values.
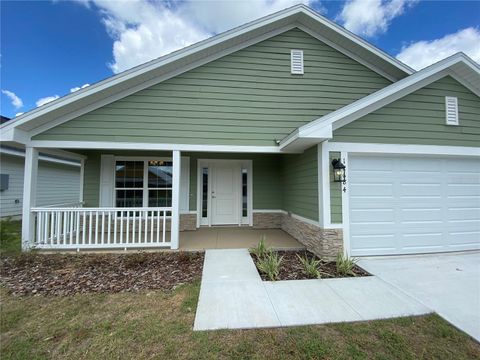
251;250;369;281
0;251;204;296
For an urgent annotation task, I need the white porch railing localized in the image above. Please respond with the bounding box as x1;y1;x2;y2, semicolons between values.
31;207;172;250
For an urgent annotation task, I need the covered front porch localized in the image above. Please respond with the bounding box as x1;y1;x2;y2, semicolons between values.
22;146;318;252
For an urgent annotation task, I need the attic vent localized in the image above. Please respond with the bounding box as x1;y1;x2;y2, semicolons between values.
445;96;459;125
291;50;304;74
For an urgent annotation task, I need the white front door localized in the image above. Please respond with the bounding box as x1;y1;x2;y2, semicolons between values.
211;162;240;225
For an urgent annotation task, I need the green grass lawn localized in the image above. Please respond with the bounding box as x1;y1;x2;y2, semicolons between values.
1;284;479;360
0;219;22;256
1;219;479;359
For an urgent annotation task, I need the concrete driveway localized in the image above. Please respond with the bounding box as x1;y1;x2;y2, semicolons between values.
358;251;480;341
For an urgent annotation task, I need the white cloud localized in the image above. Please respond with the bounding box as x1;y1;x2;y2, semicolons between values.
397;27;480;70
36;95;60;107
1;89;23;109
338;0;417;37
70;83;90;93
78;0;312;74
15;112;24;117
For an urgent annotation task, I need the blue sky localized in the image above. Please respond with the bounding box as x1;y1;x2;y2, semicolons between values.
1;0;479;119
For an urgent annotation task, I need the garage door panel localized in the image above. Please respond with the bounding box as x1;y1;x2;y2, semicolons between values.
401;233;444;249
448;208;480;221
350;234;396;253
399;184;442;197
350;209;394;222
349;155;480;256
350;184;393;197
447;184;480;196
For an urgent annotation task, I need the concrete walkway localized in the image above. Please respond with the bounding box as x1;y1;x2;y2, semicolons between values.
358;252;480;341
194;249;430;331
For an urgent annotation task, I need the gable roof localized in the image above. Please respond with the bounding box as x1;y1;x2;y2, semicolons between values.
1;4;413;144
280;53;480;152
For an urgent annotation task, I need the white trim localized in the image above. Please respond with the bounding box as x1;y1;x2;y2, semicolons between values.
0;147;82;167
325;142;480;157
21;147;38;251
321;142;332;227
181;210;197;214
252;209;286;213
340;151;350;256
317;144;324;227
171;151;181;249
28;140;292;154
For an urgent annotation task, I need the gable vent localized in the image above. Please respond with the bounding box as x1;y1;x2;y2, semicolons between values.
445;96;459;125
291;50;304;74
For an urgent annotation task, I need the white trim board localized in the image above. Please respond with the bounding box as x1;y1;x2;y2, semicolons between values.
28;141;294;153
0;147;81;167
325;142;480;157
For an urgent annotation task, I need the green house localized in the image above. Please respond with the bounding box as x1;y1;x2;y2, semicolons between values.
2;5;479;257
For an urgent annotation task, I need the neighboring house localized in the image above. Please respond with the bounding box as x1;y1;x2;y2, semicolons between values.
0;146;82;218
0;5;478;255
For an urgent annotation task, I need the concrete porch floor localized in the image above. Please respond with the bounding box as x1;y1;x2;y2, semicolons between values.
179;227;304;251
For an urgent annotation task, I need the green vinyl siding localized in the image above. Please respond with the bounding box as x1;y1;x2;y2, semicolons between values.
82;151;101;207
332;76;480;146
329;151;342;224
34;28;390;145
282;146;318;221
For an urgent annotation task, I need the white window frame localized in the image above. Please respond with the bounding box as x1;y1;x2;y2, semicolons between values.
114;157;172;208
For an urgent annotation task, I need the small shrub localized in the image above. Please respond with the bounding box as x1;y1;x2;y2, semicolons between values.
250;236;271;259
336;252;358;277
297;253;322;279
257;251;283;281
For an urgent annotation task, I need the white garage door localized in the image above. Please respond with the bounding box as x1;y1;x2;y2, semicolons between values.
349;154;480;256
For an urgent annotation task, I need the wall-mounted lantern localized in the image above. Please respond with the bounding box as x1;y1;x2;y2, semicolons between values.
331;159;346;184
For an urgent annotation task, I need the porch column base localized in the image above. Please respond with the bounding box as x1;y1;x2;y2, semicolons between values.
281;213;343;260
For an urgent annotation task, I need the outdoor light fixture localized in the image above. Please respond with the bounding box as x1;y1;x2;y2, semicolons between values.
331;158;346;184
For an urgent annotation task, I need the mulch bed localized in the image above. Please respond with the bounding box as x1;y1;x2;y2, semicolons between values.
0;251;204;296
251;250;370;281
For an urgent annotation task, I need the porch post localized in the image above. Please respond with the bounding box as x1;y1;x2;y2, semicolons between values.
171;150;181;249
22;147;39;251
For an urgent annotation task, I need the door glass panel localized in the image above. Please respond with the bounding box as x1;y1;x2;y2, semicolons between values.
242;168;248;217
202;167;208;218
